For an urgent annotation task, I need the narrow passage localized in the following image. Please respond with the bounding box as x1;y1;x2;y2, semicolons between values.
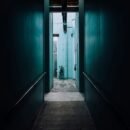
32;79;96;130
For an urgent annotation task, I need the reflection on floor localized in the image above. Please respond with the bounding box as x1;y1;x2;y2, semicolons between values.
32;78;96;130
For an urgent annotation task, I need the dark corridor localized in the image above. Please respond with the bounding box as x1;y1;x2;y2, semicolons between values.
0;0;130;130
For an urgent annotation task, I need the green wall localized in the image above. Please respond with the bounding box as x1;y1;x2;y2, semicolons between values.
0;1;45;129
10;5;44;97
49;13;53;89
84;1;129;130
79;0;84;92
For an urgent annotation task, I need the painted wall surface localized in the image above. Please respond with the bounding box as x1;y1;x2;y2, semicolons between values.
79;0;85;92
53;13;67;78
74;13;79;88
0;1;44;130
67;13;76;79
49;13;53;89
53;37;58;77
84;1;130;130
10;7;43;96
53;13;78;79
44;0;49;92
67;27;74;78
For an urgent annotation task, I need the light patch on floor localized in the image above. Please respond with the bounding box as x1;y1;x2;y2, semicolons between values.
45;92;84;101
45;78;84;101
51;78;78;92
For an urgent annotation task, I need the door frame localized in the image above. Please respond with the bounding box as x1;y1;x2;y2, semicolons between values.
44;0;84;93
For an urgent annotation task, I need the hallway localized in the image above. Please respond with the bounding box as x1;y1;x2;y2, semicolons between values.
32;79;96;130
1;0;130;130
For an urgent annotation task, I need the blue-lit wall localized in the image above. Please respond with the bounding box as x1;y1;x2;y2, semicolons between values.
84;1;129;130
74;13;79;87
0;1;44;130
53;13;78;79
53;13;67;78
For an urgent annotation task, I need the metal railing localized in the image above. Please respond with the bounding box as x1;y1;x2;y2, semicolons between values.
8;72;46;115
82;71;128;130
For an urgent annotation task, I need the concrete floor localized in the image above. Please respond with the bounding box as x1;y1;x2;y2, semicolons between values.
32;102;96;130
32;78;96;130
51;78;78;92
45;78;84;101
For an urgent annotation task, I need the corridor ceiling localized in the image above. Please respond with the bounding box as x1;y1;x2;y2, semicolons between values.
50;0;78;33
50;0;78;6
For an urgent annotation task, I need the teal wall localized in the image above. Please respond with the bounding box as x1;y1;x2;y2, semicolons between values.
84;1;129;130
44;0;49;92
0;1;44;130
10;6;44;97
49;13;53;89
79;0;85;92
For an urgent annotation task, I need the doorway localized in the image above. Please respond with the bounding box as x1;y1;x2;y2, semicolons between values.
49;12;79;93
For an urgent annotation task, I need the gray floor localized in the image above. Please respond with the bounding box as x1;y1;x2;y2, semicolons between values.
51;78;78;92
45;78;84;101
32;78;96;130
